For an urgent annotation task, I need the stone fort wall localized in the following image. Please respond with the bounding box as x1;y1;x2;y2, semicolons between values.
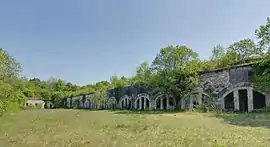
65;63;270;112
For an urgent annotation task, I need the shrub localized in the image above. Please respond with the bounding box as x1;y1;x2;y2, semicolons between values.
258;105;270;113
192;104;222;113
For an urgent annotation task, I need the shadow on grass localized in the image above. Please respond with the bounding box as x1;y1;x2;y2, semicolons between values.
213;112;270;128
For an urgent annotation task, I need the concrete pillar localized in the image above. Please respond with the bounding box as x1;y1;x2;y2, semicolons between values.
149;99;151;110
127;99;130;109
233;90;240;111
160;97;164;110
67;98;70;108
198;92;202;105
155;99;157;109
266;93;270;106
189;96;193;109
181;98;184;109
166;96;169;110
139;98;142;110
247;88;254;112
144;97;147;109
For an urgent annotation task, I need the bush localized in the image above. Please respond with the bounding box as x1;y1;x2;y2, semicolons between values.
192;104;222;113
258;105;270;113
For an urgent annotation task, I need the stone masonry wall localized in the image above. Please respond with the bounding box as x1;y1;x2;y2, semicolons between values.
65;64;270;111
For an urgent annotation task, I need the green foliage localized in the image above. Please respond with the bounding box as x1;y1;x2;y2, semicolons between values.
227;39;262;61
252;17;270;93
192;104;222;113
130;61;152;85
0;48;26;115
110;75;129;102
259;105;270;113
252;55;270;93
149;45;202;108
211;44;225;61
255;17;270;52
92;87;109;109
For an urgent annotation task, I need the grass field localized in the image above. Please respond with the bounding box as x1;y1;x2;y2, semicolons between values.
1;109;270;147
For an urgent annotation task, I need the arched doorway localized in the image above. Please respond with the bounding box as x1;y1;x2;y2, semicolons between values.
221;87;266;112
120;98;132;109
155;95;174;110
253;91;266;109
135;93;150;110
224;92;234;111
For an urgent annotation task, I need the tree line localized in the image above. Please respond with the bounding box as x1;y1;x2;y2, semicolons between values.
1;17;270;113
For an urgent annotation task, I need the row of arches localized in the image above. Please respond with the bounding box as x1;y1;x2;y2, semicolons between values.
223;87;266;112
119;93;175;110
67;85;269;112
181;86;268;112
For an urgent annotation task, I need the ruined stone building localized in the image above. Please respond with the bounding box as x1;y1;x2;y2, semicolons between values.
65;63;270;112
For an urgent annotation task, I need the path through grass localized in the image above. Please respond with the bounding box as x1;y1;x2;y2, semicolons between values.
0;109;270;147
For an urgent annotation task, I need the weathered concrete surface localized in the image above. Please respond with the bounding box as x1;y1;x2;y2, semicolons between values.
65;64;270;112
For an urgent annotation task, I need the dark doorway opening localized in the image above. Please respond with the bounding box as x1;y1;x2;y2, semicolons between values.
253;91;266;109
224;92;234;111
156;98;160;109
136;99;140;109
128;100;132;109
121;100;124;109
193;101;197;108
141;97;145;110
239;90;248;112
146;99;149;109
163;98;167;110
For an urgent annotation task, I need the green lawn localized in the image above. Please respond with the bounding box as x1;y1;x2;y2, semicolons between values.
1;109;270;147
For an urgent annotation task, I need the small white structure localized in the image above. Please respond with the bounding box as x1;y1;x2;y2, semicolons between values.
25;98;45;108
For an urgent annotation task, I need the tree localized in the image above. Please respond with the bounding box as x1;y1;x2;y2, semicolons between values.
227;39;262;62
253;17;270;93
255;17;270;52
0;48;26;114
130;61;152;85
55;79;66;91
150;45;202;108
0;48;22;80
218;50;239;68
91;87;109;109
211;44;225;61
96;81;111;89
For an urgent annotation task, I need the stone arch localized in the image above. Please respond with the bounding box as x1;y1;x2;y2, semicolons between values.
220;83;266;112
107;97;117;109
184;88;212;109
155;94;175;110
120;95;132;109
135;93;150;110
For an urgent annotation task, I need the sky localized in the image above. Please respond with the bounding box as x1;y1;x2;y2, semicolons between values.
1;0;270;85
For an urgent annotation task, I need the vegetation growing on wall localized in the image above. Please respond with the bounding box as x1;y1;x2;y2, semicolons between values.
252;17;270;93
0;17;270;113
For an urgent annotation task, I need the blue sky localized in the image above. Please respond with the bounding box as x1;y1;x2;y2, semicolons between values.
1;0;270;85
